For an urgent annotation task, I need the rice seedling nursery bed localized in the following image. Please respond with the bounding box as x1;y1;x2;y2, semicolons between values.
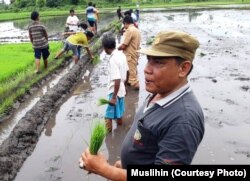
0;42;63;116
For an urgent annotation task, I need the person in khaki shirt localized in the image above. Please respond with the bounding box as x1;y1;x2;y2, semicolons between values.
118;16;141;90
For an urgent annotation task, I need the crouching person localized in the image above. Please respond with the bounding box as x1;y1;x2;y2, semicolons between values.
55;30;94;63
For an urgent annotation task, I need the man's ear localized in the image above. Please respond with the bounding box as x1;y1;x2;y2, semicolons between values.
179;61;192;77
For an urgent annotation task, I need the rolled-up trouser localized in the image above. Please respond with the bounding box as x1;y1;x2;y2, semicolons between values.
126;54;139;86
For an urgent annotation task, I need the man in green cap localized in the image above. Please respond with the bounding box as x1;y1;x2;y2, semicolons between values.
79;30;205;180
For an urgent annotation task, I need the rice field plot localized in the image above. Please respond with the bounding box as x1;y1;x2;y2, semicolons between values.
0;42;62;115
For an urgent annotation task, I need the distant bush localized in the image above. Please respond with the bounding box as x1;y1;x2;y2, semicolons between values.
46;0;62;7
36;0;46;7
70;0;80;5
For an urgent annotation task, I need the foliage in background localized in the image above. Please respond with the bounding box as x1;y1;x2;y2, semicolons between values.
70;0;80;5
46;0;62;7
1;1;250;21
36;0;46;7
1;0;250;11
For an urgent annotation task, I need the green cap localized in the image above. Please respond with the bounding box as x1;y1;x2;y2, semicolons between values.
138;30;199;61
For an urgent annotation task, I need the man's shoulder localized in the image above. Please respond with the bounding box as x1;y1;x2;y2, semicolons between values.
28;22;46;29
128;25;140;32
113;49;125;57
112;50;126;61
76;32;86;38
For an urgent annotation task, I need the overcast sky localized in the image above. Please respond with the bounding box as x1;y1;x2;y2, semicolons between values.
3;0;10;5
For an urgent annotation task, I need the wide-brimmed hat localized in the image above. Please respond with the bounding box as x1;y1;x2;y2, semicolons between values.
138;30;199;61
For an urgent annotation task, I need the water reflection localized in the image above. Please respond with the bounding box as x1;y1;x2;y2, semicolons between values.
44;115;56;137
165;15;174;21
0;22;28;43
188;10;203;22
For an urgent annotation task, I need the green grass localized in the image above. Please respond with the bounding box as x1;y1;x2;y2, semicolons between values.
0;18;118;116
0;10;69;22
0;43;34;82
0;41;63;115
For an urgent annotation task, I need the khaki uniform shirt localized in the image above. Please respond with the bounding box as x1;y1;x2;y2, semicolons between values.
123;24;141;59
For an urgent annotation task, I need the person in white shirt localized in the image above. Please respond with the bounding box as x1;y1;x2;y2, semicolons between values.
66;9;79;32
102;33;129;132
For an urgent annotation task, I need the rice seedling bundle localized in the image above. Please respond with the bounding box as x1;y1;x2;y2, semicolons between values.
97;98;110;106
89;120;107;155
79;120;107;169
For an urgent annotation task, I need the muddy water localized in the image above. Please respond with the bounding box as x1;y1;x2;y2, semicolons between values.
14;9;250;181
15;50;140;181
0;13;115;43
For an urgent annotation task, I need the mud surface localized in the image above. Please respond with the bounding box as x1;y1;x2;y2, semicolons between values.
14;52;140;181
1;7;250;181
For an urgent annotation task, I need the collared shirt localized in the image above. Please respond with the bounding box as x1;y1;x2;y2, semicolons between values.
121;83;204;167
123;24;141;58
144;83;191;113
107;49;129;97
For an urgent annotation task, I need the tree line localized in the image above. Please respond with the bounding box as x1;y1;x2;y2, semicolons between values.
10;0;83;8
2;0;134;9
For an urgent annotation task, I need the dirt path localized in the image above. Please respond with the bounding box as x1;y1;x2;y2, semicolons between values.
1;7;250;181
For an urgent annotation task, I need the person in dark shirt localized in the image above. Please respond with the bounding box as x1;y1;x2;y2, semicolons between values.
79;30;205;181
117;6;123;20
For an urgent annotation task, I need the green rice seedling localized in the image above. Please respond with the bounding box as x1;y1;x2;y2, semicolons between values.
92;55;101;65
146;36;155;45
79;120;107;169
97;98;110;106
89;120;107;155
0;42;62;115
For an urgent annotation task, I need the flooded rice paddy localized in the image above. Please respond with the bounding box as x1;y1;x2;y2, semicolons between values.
1;8;250;181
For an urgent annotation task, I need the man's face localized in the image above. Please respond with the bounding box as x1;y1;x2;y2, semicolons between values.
87;36;92;41
144;56;190;96
103;47;111;55
123;23;129;29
